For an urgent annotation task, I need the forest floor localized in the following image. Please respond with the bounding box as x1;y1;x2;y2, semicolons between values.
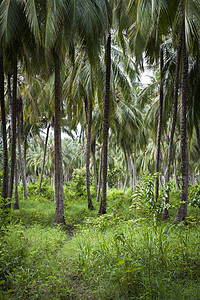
0;186;200;299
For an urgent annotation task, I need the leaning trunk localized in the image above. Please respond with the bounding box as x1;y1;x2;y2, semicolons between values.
8;57;17;200
154;47;164;202
0;45;8;201
99;32;111;214
91;139;98;193
85;97;94;210
53;49;65;224
39;122;51;194
174;19;188;223
162;28;182;220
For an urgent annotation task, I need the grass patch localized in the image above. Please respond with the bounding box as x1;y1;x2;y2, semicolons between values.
0;182;200;299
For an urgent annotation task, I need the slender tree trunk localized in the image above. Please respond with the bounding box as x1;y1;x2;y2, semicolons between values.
189;166;195;185
13;161;19;210
194;117;200;153
0;45;8;201
173;161;179;190
86;97;95;210
162;28;182;220
123;171;128;195
133;147;137;189
17;98;27;199
99;32;111;214
174;19;188;223
127;151;133;191
155;47;164;202
8;57;17;200
122;139;129;194
96;148;103;202
24;135;27;176
160;151;166;180
91;139;98;193
39;122;51;194
53;49;65;224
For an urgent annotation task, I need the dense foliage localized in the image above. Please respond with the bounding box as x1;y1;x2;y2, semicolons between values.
1;0;200;298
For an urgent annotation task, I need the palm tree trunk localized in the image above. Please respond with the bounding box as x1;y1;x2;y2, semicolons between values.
123;171;128;195
99;32;111;214
96;148;103;202
24;134;27;176
52;48;65;224
17;98;28;200
174;19;188;223
162;28;182;220
0;45;8;201
173;161;179;190
127;151;133;191
8;57;17;200
13;161;19;210
154;47;164;202
38;122;51;194
91;139;98;192
133;147;137;189
121;139;129;194
194;116;200;153
86;97;95;210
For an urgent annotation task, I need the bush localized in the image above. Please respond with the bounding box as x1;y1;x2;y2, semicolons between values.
64;168;96;202
188;183;200;208
130;173;173;223
18;178;54;202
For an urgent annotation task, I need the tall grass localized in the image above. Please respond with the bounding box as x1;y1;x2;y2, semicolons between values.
0;180;200;299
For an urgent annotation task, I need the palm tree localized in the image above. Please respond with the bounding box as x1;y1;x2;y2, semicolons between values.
16;97;28;200
0;45;8;201
99;31;111;214
174;16;189;223
0;0;41;201
162;27;183;220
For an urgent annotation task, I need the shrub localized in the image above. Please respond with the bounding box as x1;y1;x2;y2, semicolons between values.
18;179;54;202
130;172;173;223
188;183;200;208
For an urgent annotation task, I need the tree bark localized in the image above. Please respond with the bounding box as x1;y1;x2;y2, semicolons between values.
194;116;200;153
17;98;28;200
38;122;51;194
91;139;98;193
99;32;111;214
0;45;8;201
96;148;102;202
162;27;182;220
123;171;128;195
8;57;17;200
13;161;19;210
85;97;95;210
127;150;133;191
173;161;179;190
133;147;137;189
154;47;164;202
122;139;129;194
174;19;188;223
53;49;65;224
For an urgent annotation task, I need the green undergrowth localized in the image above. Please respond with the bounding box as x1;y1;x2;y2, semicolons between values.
0;178;200;299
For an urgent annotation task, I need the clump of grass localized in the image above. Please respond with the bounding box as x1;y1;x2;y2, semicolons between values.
70;222;200;299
